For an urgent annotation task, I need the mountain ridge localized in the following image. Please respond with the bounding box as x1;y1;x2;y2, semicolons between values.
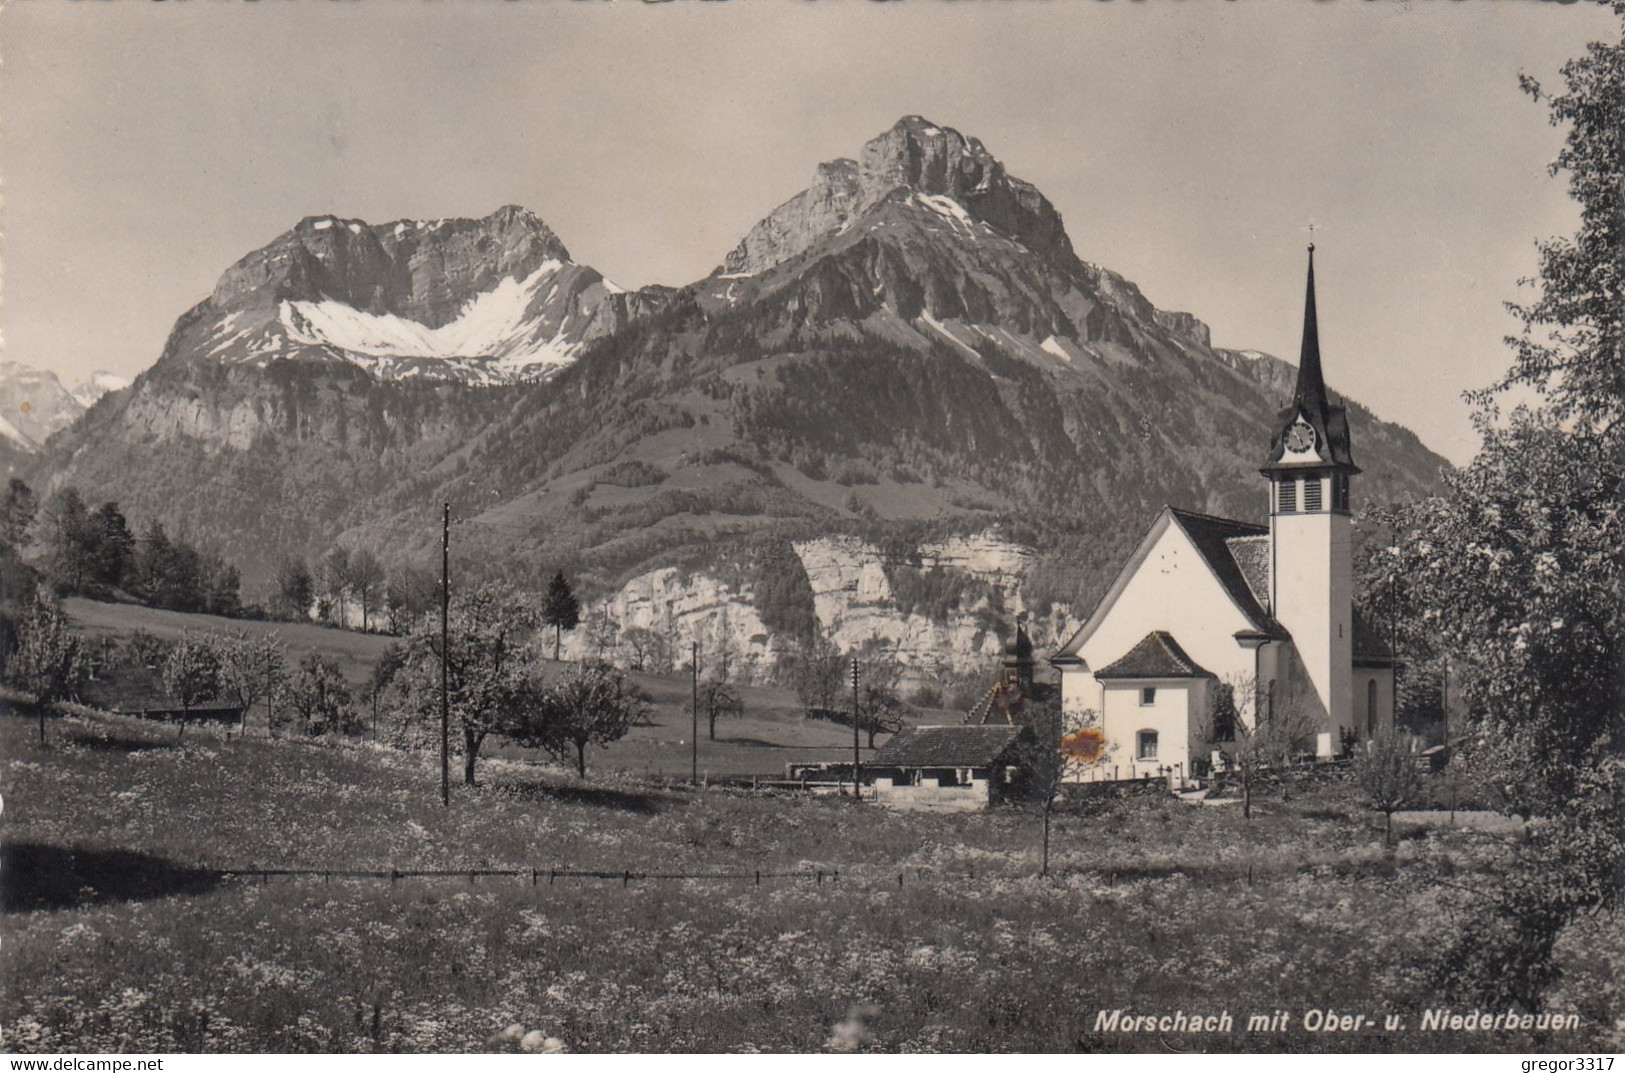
27;115;1450;677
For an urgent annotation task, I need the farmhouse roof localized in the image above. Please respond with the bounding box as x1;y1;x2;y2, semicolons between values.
1094;631;1215;680
871;725;1023;769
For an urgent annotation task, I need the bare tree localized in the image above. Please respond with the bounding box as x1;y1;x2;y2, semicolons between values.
1205;673;1319;820
583;608;620;661
1356;729;1422;847
321;547;350;627
1021;699;1115;876
695;676;744;740
620;626;666;673
347;549;385;632
790;627;845;712
853;639;910;748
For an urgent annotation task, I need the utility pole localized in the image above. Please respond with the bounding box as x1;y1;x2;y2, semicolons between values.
691;640;699;785
440;502;450;809
851;656;861;800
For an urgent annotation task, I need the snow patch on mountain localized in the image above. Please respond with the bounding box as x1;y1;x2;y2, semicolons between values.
278;260;578;372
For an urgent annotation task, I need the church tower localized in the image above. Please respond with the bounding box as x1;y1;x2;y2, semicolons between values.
1261;245;1359;750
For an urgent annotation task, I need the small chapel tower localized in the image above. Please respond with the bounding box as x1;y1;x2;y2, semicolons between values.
1260;245;1359;747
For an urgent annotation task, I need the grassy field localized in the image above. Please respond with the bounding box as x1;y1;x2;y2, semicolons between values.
2;703;1618;1053
62;597;958;778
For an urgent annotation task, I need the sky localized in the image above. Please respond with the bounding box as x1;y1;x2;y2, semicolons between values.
1;1;1616;466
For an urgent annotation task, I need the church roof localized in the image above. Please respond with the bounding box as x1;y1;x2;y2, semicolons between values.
871;725;1025;769
1095;631;1215;680
1262;246;1359;475
1167;508;1288;639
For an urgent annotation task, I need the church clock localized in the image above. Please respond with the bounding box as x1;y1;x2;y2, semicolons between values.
1284;416;1316;454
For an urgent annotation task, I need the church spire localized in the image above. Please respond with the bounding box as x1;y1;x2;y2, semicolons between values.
1261;243;1359;475
1294;243;1330;417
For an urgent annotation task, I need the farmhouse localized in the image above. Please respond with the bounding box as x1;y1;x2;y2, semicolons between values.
867;724;1030;810
1050;248;1395;782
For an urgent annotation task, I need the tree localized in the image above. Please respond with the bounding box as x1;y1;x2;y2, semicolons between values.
1391;18;1624;1013
161;630;223;721
789;628;845;712
214;628;286;735
397;582;536;785
1021;698;1114;876
4;587;88;742
364;642;408;737
41;486;93;594
88;502;136;592
517;660;648;778
1206;674;1318;821
384;565;436;636
321;548;351;627
853;640;910;748
582;608;620;661
2;478;38;552
695;676;744;741
134;520;175;606
347;548;384;632
620;626;667;673
541;571;580;661
274;556;315;621
1355;730;1421;848
288;651;358;736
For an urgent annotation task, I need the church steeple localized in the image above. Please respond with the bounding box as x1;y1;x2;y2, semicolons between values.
1294;244;1329;418
1262;244;1359;477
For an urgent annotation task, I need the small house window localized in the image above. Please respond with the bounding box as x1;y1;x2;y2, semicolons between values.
1277;480;1297;513
1303;477;1323;512
1140;687;1157;706
1137;730;1159;761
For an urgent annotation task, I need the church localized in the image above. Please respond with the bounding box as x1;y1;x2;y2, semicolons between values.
1049;247;1395;782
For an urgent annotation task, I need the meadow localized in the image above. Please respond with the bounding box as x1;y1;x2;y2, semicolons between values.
3;701;1619;1054
62;597;922;778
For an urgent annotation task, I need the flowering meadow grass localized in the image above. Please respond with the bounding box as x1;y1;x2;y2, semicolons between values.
2;705;1618;1053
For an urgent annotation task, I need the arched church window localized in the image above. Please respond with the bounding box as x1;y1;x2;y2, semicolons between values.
1367;679;1378;737
1266;678;1278;724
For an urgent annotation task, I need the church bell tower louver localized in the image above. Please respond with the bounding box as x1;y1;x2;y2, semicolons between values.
1261;245;1360;749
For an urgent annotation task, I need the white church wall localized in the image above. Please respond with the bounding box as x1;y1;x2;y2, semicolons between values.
1099;680;1197;781
1269;508;1353;754
1353;667;1396;739
1072;521;1258;692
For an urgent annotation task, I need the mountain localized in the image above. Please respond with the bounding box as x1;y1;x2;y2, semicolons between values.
32;117;1450;678
0;361;129;454
159;205;670;385
70;372;133;410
